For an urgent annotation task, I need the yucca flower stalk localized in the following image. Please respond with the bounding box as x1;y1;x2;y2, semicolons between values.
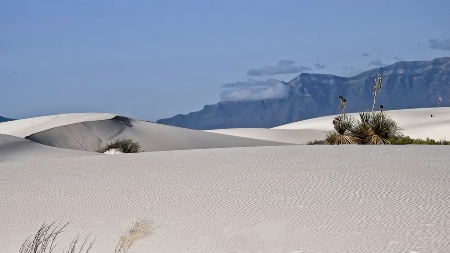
371;73;383;113
338;95;347;115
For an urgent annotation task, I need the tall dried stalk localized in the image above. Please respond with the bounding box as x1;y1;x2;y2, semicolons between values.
371;73;383;112
20;223;94;253
114;220;153;253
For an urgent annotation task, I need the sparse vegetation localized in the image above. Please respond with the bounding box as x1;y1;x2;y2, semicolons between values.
371;74;383;112
325;112;400;145
306;139;326;145
352;112;400;144
326;114;359;144
101;138;141;153
324;73;403;145
20;220;152;253
19;222;94;253
388;135;450;145
114;220;153;253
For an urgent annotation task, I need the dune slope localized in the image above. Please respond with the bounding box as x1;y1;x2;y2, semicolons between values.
25;115;289;152
206;128;325;144
273;107;450;142
1;145;449;252
0;113;116;138
0;134;97;163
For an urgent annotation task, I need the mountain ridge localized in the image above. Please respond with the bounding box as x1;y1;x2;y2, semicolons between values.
157;57;450;130
0;116;13;123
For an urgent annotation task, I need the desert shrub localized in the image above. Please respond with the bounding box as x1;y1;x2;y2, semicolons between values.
306;139;326;145
325;112;400;145
102;138;141;153
315;135;450;145
389;135;450;145
325;114;359;145
20;220;152;253
325;73;401;145
351;112;400;145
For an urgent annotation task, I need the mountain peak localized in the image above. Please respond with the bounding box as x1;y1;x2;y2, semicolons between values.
157;57;450;130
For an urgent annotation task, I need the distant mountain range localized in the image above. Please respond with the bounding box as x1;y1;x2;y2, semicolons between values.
157;57;450;129
0;116;13;123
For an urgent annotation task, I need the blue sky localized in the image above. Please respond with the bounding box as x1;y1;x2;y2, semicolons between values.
1;0;450;120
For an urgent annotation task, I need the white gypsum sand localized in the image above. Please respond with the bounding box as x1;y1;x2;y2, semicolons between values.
208;107;450;144
0;113;116;138
1;114;290;152
274;107;450;141
1;145;449;252
0;134;97;163
206;128;326;144
2;107;450;252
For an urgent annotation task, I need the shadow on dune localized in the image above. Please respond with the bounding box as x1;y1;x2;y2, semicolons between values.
26;116;290;152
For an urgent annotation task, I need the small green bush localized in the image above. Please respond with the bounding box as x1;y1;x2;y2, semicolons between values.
102;138;141;153
312;135;449;145
388;135;450;145
306;139;327;145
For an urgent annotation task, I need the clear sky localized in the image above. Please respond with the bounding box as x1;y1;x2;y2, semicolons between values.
1;0;450;120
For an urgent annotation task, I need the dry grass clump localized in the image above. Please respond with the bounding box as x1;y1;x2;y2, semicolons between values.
19;222;94;253
114;220;153;253
101;138;141;153
20;220;152;253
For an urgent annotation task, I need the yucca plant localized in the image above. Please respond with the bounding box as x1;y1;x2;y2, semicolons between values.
325;114;359;145
352;112;400;145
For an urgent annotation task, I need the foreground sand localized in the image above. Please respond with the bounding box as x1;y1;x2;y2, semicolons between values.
1;145;450;252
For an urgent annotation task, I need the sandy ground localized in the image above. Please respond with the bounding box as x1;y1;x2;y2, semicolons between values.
1;108;450;252
1;145;450;252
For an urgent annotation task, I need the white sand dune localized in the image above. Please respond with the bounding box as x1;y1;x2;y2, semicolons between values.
0;134;97;163
0;113;289;153
1;145;450;252
274;107;450;141
0;113;116;138
208;107;450;144
206;128;325;144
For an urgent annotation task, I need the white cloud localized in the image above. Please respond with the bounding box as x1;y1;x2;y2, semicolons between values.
369;59;384;67
314;63;326;69
247;60;311;76
429;39;450;50
220;80;289;101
